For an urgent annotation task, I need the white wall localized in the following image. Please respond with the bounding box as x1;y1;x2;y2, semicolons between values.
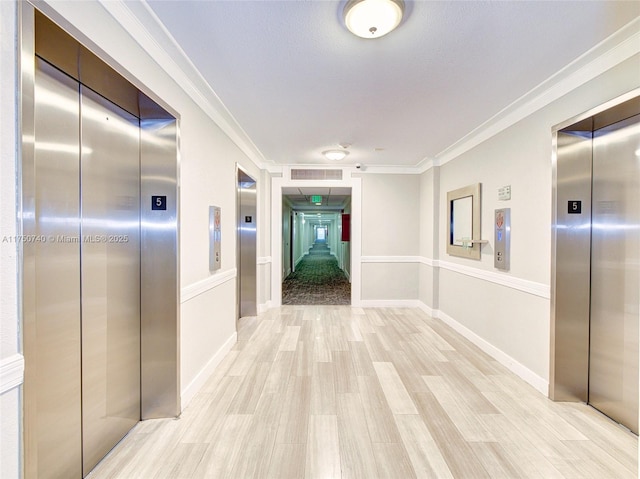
360;174;420;302
1;2;21;477
417;166;438;311
257;169;272;312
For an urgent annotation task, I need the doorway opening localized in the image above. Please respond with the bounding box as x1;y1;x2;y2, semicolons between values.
281;188;351;305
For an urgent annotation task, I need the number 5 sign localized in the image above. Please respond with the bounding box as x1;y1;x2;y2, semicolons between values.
151;195;167;210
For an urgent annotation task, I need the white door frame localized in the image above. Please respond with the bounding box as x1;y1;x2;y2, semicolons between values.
271;170;361;307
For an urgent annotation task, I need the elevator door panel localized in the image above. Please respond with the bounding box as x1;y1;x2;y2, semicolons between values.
80;87;141;474
589;114;639;434
238;173;257;318
33;58;83;479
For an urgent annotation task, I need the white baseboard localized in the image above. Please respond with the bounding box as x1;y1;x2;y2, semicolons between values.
359;299;422;309
416;301;435;316
180;331;237;410
432;307;549;396
258;300;273;314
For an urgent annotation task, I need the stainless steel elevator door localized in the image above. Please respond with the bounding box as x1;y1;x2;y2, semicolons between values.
80;87;141;474
589;114;639;434
32;58;141;478
33;57;83;479
238;171;257;318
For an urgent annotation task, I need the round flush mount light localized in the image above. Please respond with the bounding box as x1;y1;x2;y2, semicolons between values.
323;149;350;161
344;0;404;39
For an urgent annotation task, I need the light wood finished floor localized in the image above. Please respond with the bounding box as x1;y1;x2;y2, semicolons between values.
89;306;638;478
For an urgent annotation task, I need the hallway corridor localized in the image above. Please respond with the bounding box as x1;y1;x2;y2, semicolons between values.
282;243;351;305
88;307;637;479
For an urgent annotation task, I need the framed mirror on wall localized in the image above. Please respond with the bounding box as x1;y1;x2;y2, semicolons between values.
447;183;483;260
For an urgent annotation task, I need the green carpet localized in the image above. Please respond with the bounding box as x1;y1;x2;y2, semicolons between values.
282;251;351;305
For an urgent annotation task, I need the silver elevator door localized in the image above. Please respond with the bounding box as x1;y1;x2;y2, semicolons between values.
80;84;141;474
589;114;639;434
34;58;141;477
238;170;257;318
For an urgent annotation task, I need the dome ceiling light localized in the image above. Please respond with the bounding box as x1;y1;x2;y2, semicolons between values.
343;0;405;39
323;149;349;161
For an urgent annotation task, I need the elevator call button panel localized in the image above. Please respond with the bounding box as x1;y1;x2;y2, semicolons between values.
494;208;510;271
209;206;222;271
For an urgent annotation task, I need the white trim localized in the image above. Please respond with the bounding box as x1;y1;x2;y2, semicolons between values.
361;255;424;264
433;19;640;168
0;354;24;394
181;269;237;304
359;299;422;309
433;309;549;396
360;299;549;396
90;5;636;174
355;165;423;175
100;1;267;169
416;301;435;317
436;260;550;299
257;256;271;265
272;172;362;307
180;332;237;409
415;158;440;174
258;300;273;314
361;255;549;299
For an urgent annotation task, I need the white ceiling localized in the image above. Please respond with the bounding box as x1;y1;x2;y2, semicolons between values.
145;0;639;168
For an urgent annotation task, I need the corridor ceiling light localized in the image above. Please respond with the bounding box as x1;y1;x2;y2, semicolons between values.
323;149;349;161
343;0;404;39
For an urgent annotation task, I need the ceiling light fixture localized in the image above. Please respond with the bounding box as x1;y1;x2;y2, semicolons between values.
323;149;349;161
344;0;404;39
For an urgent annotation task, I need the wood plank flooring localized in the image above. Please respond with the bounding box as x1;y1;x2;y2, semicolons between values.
88;306;637;478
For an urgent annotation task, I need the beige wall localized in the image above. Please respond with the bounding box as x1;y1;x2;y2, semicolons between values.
428;53;640;388
360;174;421;302
361;174;420;256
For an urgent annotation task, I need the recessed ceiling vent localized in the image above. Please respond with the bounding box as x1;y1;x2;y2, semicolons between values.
290;169;343;181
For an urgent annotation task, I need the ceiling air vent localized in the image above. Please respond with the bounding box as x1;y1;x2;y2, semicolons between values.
290;169;343;180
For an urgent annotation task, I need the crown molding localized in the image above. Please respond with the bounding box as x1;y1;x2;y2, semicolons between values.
416;157;440;174
99;0;268;170
100;3;638;174
356;165;423;175
434;17;640;168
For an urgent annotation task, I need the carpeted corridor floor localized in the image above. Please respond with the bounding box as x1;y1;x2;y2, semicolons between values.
282;243;351;305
